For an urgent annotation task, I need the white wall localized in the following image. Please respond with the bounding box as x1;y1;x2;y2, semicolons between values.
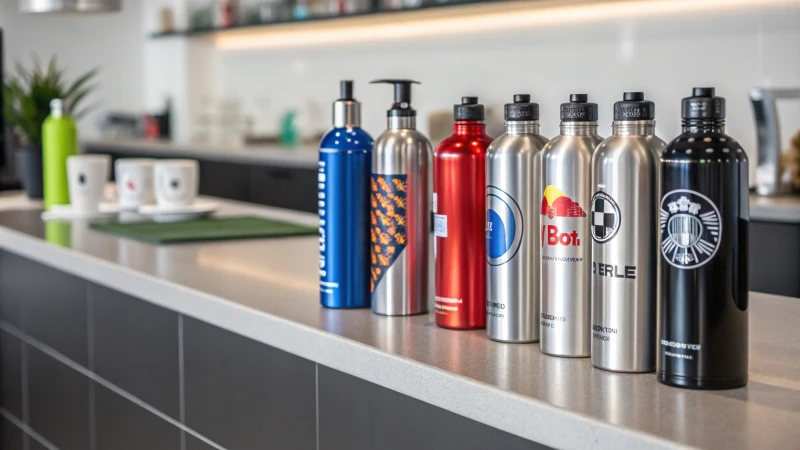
0;0;146;139
215;2;800;159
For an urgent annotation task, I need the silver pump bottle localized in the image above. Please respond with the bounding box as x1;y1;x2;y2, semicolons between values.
591;92;664;372
540;94;603;357
486;94;548;343
369;79;433;316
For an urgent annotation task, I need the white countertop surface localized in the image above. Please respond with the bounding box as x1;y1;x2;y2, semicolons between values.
0;192;798;450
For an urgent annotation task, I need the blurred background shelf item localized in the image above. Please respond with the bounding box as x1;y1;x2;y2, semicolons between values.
152;0;512;38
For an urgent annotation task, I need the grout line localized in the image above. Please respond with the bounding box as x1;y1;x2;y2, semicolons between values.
316;363;320;450
1;407;60;450
178;314;187;450
87;286;97;450
0;320;228;450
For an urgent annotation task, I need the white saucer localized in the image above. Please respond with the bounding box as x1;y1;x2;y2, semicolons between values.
41;204;118;221
99;202;139;213
137;200;219;223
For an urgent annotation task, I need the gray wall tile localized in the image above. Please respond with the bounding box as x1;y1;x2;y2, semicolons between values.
0;251;26;328
0;415;24;450
90;283;180;418
183;317;316;450
185;433;221;450
94;381;181;450
318;365;549;450
0;330;22;418
27;346;90;450
0;252;88;365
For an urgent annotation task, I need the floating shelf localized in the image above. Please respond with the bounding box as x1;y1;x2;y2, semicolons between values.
149;0;504;39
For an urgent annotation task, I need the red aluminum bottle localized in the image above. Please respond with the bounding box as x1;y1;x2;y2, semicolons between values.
434;97;493;329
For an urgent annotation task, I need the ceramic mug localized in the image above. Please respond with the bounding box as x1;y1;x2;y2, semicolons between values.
154;159;199;208
115;158;156;209
67;154;111;212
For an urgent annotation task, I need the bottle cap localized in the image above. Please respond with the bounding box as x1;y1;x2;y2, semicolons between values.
339;80;353;101
504;94;539;121
370;79;420;117
613;92;655;121
560;94;598;122
454;96;484;121
681;87;725;120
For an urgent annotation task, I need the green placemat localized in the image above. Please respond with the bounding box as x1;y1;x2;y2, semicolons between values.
91;216;317;244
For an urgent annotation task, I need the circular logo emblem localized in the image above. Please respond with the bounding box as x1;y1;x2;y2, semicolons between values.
486;186;524;266
660;189;722;269
590;191;621;243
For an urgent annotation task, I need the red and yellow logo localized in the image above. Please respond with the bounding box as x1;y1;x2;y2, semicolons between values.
540;185;586;219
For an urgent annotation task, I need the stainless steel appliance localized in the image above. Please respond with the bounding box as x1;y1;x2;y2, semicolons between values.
749;87;800;196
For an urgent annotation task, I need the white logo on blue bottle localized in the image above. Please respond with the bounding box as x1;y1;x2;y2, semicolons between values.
486;186;524;266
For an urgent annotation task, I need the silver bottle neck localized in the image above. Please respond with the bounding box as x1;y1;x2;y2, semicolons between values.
504;121;540;135
612;120;656;136
560;121;598;136
333;100;361;128
388;115;416;130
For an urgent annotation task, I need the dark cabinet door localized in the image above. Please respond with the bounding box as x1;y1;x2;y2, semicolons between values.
249;166;317;213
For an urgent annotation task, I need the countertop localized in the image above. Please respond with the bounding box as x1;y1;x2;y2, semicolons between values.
83;139;318;169
1;193;797;449
84;139;800;223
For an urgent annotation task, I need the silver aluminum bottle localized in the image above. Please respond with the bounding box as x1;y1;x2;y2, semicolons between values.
369;79;433;316
486;94;548;343
590;92;664;372
540;94;602;357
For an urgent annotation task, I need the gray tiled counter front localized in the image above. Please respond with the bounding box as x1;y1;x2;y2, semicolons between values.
93;381;182;450
183;317;317;450
0;417;24;450
0;197;798;450
27;345;91;450
90;283;181;419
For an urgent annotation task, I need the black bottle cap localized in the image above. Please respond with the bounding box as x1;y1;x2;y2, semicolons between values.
454;96;484;121
681;87;725;120
504;94;539;121
613;91;655;121
339;80;353;101
370;79;420;117
560;93;598;122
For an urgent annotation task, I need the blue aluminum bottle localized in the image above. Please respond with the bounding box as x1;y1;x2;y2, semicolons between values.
319;81;374;308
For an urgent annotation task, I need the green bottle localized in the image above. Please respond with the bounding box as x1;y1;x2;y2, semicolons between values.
42;99;78;209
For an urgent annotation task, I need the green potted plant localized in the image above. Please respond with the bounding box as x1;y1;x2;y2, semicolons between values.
3;56;97;199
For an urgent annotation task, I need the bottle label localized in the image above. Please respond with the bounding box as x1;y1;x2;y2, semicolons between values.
590;191;621;243
486;185;524;266
540;184;586;257
433;214;447;237
660;189;722;269
370;174;407;293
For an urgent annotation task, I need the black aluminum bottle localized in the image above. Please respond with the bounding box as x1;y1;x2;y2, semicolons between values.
658;87;749;390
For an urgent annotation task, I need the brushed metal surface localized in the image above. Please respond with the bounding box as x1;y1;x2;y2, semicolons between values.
371;116;433;316
540;123;602;358
485;122;548;343
590;121;664;372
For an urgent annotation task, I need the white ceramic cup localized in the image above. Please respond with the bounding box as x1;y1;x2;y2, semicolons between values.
154;159;199;208
115;158;155;209
67;154;111;213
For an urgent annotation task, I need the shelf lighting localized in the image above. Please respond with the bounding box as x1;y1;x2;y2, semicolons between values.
213;0;795;51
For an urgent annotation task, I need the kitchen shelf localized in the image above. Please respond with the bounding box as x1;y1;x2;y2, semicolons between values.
149;0;505;38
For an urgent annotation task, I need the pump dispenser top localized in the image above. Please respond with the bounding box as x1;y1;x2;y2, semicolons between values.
370;79;420;117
